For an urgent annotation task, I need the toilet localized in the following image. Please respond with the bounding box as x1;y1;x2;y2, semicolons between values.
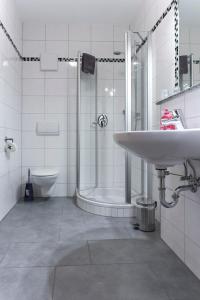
31;168;59;197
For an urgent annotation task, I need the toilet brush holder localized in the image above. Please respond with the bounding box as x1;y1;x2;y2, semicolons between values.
24;169;34;202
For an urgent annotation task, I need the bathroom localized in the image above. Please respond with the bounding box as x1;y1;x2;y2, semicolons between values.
0;0;200;298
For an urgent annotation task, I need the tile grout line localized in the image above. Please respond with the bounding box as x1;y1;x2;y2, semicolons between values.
147;262;172;300
0;261;171;270
86;240;93;265
51;267;57;300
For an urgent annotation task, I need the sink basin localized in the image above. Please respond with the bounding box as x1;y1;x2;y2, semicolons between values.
113;129;200;168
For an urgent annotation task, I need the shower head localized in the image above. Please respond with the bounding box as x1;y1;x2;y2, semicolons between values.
113;50;140;65
113;51;124;56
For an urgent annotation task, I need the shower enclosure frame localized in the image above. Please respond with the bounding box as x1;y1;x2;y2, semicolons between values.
76;31;152;216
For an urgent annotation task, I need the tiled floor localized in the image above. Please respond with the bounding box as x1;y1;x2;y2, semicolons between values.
0;197;199;300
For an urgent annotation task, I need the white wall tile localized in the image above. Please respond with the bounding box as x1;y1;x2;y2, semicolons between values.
45;79;67;96
23;79;44;96
22;131;45;149
45;114;68;131
185;199;200;247
69;24;91;41
46;23;68;41
22;149;44;166
91;24;113;41
22;114;44;131
45;41;68;57
45;131;68;149
23;41;45;57
114;25;129;41
185;89;200;119
92;42;113;58
45;62;68;79
0;1;22;220
45;149;67;166
45;96;68;114
23;62;44;79
23;22;45;41
22;96;45;113
69;41;91;57
97;62;113;79
161;218;185;261
185;237;200;279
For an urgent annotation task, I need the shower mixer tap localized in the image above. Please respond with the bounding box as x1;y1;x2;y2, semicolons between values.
92;114;108;128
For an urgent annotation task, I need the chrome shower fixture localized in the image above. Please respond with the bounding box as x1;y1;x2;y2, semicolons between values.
92;114;108;128
113;50;124;56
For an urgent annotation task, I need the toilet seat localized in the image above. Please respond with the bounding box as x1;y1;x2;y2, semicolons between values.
31;168;59;177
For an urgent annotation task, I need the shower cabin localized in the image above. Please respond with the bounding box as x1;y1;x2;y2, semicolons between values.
76;31;151;217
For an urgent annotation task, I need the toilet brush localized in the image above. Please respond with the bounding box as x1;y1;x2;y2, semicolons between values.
24;168;34;201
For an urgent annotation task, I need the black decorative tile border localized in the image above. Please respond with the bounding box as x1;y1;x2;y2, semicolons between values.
0;19;125;64
97;58;125;63
58;57;125;63
136;0;179;88
151;0;176;33
58;57;76;62
174;0;179;87
0;21;22;59
0;17;124;64
137;0;177;53
23;56;125;63
0;5;178;77
23;57;40;61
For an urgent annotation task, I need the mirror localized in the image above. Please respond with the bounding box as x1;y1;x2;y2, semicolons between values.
179;0;200;90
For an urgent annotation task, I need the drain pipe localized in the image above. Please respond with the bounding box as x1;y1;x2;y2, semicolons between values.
157;164;200;208
157;169;179;208
172;184;197;202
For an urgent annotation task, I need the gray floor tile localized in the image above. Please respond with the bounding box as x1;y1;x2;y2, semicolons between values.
1;241;90;267
1;199;63;228
0;223;59;243
0;267;54;300
125;224;161;240
53;264;169;300
59;221;131;241
149;260;200;300
0;197;199;300
88;238;176;264
1;213;61;228
0;245;9;264
83;224;131;240
59;221;87;241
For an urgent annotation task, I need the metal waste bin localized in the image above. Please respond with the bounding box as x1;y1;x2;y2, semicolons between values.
135;197;157;232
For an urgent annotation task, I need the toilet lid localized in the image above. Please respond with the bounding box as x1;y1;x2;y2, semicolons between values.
31;168;59;177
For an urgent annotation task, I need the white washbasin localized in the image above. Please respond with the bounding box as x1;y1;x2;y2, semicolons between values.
114;129;200;168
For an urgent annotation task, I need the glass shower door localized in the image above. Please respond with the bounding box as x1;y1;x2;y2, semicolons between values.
125;31;149;203
77;52;97;196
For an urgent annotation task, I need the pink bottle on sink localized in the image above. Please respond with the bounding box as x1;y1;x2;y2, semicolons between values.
160;108;176;130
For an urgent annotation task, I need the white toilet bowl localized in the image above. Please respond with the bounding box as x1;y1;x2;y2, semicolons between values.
31;168;59;197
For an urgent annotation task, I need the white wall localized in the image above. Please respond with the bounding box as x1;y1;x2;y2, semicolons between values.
21;23;128;197
159;88;200;280
0;0;22;220
135;0;200;280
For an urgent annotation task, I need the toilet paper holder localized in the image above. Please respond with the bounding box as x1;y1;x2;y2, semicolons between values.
5;137;14;143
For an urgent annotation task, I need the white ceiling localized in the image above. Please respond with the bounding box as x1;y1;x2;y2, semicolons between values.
16;0;143;23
